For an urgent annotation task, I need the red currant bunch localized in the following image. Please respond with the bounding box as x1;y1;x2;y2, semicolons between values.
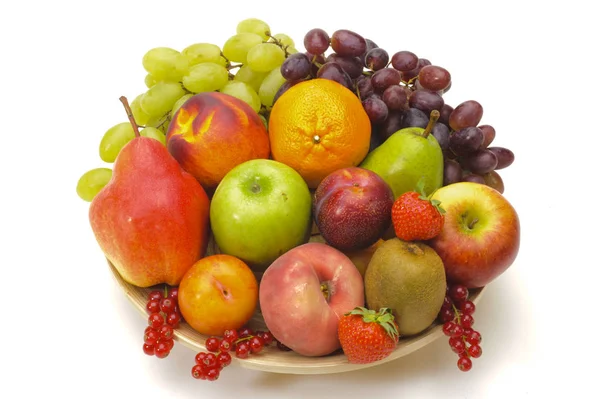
142;287;181;358
192;326;289;381
438;284;483;372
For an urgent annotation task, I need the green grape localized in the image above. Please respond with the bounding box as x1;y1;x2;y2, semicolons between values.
99;122;136;163
76;168;113;202
259;114;268;130
222;33;263;63
182;43;222;66
259;67;287;107
146;114;171;133
171;93;194;116
140;126;166;145
217;56;228;67
247;43;286;73
140;81;186;118
270;33;295;48
233;65;268;92
144;74;157;88
142;47;189;82
220;81;261;112
286;47;299;55
130;94;150;126
236;18;271;40
183;62;229;93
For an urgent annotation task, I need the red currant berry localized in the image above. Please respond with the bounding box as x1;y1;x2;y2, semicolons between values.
143;343;155;356
461;314;475;329
451;324;464;337
159;324;174;340
159;297;176;314
205;337;221;353
236;342;250;359
217;351;232;368
148;313;164;329
449;285;469;303
463;327;473;335
442;321;456;336
195;352;208;365
249;336;265;354
442;295;453;310
144;329;160;346
468;344;482;358
259;331;274;345
466;330;482;345
206;367;220;381
155;340;171;358
438;308;454;323
238;327;254;338
148;290;163;301
191;364;206;380
146;299;161;314
166;312;181;327
449;336;466;354
460;300;476;315
219;338;233;352
168;287;179;301
223;329;238;341
457;356;473;371
203;352;218;368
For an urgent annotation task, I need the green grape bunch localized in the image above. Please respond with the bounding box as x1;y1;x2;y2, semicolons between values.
77;18;297;202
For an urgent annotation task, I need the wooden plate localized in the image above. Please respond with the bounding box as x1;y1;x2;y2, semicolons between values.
107;235;485;375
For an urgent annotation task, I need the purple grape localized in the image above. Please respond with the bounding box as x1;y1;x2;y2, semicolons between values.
280;53;311;80
306;52;326;77
460;149;498;174
362;96;389;124
304;28;330;55
365;48;389;71
418;65;451;92
449;100;484;131
355;75;374;99
391;51;418;72
449;127;484;156
401;107;429;129
382;85;408;111
402;58;431;82
408;90;444;115
487;147;515;169
378;111;404;140
371;68;402;92
316;62;353;90
331;29;367;57
361;38;379;64
325;53;363;78
479;125;496;148
432;123;450;151
462;173;486;184
439;104;454;127
444;159;462;186
273;80;301;104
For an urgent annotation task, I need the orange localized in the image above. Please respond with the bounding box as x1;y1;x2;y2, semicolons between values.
268;79;371;188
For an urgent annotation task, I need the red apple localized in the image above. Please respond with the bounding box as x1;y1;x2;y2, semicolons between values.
313;167;395;251
428;182;520;288
259;242;365;357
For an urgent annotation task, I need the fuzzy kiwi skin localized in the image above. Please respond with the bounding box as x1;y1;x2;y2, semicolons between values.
364;238;447;336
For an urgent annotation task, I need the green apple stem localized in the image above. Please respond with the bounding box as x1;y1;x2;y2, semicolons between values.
119;96;141;138
422;110;440;138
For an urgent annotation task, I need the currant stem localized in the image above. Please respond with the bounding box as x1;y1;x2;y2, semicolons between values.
119;96;140;137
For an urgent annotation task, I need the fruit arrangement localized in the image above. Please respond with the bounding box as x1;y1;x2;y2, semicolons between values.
77;17;520;381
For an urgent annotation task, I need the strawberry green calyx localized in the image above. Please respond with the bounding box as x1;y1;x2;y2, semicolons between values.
345;307;400;341
415;178;446;215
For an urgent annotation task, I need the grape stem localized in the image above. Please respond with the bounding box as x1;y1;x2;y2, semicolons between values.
119;96;140;138
227;63;243;71
422;110;440;138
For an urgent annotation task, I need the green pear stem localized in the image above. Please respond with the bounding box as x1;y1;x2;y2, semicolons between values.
422;109;440;138
119;96;140;138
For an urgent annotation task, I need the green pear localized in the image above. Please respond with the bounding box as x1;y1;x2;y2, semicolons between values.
360;111;443;198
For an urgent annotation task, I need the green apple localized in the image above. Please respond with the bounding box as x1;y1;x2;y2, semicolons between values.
210;159;313;271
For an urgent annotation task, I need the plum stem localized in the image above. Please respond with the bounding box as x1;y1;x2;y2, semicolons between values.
119;96;140;138
320;282;330;302
422;110;440;138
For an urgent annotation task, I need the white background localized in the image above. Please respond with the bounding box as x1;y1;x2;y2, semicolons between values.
2;1;599;398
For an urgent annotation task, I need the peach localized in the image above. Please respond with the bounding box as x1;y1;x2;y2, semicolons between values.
178;254;259;336
166;92;270;192
259;242;365;357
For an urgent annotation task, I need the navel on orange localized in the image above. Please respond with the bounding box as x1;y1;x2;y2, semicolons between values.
268;79;371;188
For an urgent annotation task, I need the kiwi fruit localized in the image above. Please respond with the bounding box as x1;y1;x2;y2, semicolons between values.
364;238;447;336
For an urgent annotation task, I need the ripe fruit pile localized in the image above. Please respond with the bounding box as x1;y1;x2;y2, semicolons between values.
78;17;521;382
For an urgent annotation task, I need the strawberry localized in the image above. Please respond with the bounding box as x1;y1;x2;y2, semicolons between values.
391;180;445;241
338;307;400;364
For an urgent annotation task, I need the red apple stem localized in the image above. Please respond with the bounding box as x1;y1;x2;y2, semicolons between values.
468;218;479;229
119;96;140;138
422;110;440;138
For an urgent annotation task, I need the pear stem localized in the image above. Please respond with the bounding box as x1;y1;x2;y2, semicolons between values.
119;96;140;138
422;109;440;138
